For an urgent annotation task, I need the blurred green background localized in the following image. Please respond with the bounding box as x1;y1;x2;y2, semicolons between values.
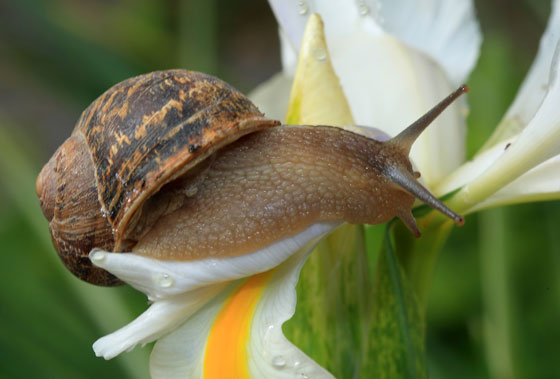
0;0;558;378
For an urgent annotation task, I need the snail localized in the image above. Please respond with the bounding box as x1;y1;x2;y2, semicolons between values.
36;69;466;286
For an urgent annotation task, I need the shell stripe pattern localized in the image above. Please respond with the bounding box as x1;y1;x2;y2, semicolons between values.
74;70;280;249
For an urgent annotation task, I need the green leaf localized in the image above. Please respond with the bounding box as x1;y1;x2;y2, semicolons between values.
362;222;427;379
284;224;371;377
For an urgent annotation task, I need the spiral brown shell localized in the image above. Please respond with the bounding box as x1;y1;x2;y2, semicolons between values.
36;69;280;285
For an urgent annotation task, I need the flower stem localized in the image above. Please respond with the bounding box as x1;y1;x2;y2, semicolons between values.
479;208;516;379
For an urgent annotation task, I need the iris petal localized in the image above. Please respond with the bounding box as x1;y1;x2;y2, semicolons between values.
483;0;560;149
469;154;560;212
149;241;335;378
90;223;337;360
90;223;336;301
458;45;560;206
92;284;226;360
370;0;481;85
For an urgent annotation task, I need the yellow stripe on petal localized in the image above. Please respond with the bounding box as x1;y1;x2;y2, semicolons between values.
286;13;354;126
203;271;273;379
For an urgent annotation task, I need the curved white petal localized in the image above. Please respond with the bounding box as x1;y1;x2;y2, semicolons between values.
269;0;481;86
90;222;337;301
484;0;560;149
459;44;560;205
370;0;481;85
150;241;334;378
89;222;338;362
468;154;560;213
92;284;226;360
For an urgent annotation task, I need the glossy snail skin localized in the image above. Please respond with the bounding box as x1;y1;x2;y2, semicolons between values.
36;69;466;286
131;125;417;260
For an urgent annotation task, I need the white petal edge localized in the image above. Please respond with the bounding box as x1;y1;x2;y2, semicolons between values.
468;154;560;213
90;222;338;301
370;0;481;85
459;42;560;205
149;238;335;378
92;283;227;360
485;0;560;148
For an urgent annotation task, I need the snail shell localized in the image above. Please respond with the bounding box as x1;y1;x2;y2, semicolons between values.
36;70;279;285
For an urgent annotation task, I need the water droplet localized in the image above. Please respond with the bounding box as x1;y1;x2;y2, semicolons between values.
372;1;385;25
298;1;308;15
312;47;327;62
272;355;286;369
90;249;106;263
358;1;370;16
297;373;309;379
157;273;174;288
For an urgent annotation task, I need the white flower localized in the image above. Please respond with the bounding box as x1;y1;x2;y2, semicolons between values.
253;0;481;187
435;0;560;213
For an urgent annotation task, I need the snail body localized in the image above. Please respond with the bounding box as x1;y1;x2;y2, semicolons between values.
36;69;466;286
